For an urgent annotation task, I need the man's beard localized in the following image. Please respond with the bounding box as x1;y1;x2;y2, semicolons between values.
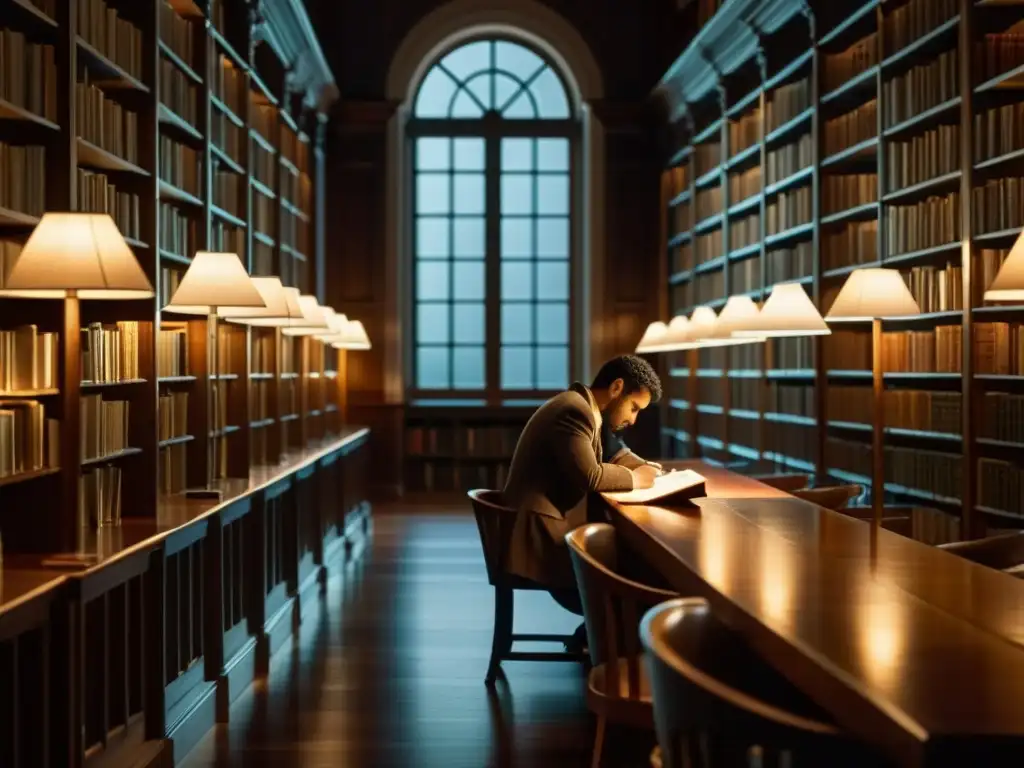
602;397;628;431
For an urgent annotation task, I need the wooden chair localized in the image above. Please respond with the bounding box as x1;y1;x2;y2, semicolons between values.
566;523;677;768
837;505;913;536
641;597;879;768
468;489;585;686
753;473;811;493
938;531;1024;571
791;484;863;511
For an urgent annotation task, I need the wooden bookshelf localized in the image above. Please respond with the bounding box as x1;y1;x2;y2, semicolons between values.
0;0;341;556
656;0;1024;538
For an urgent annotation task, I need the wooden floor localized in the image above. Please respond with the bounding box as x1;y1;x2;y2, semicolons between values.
180;504;651;767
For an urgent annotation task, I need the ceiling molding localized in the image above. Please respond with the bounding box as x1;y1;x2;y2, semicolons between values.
654;0;805;125
260;0;338;112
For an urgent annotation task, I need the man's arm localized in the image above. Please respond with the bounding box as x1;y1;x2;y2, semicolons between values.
552;407;634;492
602;423;652;470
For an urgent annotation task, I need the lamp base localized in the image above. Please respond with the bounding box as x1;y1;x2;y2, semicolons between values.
184;487;224;501
41;552;100;569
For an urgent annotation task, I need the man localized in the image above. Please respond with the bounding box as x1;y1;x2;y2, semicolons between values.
502;354;663;615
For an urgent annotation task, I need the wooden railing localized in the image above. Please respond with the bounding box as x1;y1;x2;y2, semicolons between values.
0;427;371;768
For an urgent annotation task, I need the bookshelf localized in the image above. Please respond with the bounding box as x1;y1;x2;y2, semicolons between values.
0;0;342;556
657;0;1024;537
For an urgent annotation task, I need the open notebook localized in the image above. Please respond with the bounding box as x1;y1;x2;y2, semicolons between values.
602;468;707;505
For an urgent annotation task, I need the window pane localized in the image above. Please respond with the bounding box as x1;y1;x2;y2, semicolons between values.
440;40;490;81
416;138;450;170
531;68;570;119
501;262;532;300
536;347;569;389
417;346;449;389
537;174;569;215
503;89;536;119
501;346;533;389
501;138;532;171
416;261;449;301
501;218;531;258
495;40;545;82
452;261;485;300
454;138;484;171
416;217;449;257
454;174;485;214
453;217;485;258
453;346;485;390
538;138;569;171
536;303;568;344
451;88;484;118
501;304;532;343
501;175;532;215
465;72;492;110
537;217;569;258
453;304;485;344
414;67;457;118
417;303;449;344
417;174;449;214
494;72;519;112
536;261;569;300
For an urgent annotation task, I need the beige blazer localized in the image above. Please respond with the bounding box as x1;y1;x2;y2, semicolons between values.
502;382;634;588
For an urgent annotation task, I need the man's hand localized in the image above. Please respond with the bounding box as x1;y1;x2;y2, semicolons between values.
631;464;659;489
644;460;663;471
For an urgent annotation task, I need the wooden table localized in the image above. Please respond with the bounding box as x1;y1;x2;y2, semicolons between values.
603;460;1024;767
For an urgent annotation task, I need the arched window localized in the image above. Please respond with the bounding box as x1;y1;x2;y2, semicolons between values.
410;38;575;397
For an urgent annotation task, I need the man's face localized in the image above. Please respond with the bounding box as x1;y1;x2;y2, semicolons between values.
602;379;651;432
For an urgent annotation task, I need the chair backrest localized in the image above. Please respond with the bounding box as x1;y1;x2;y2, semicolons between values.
938;531;1024;570
566;523;676;699
791;484;862;511
468;489;517;587
754;473;811;493
640;598;840;768
839;506;913;536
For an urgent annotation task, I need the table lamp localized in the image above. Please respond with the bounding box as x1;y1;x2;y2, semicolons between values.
636;315;696;353
1;213;154;565
163;251;266;497
825;268;920;530
983;230;1024;301
709;295;765;345
281;295;331;336
331;319;371;350
732;282;831;338
239;285;306;327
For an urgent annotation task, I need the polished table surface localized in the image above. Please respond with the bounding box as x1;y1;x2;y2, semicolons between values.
603;460;1024;767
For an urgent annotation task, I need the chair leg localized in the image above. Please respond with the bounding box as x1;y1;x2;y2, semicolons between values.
485;586;513;686
591;714;606;768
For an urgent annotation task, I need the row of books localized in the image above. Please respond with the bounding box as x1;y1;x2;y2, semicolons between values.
212;220;245;256
670;240;690;275
214;172;243;218
0;399;57;477
823;100;877;158
822;173;876;216
159;203;195;260
729;109;760;156
158;265;182;308
0;29;57;122
977;248;1010;305
0;326;58;392
670;204;688;237
159;0;195;69
695;143;720;177
766;79;810;132
159;137;201;195
972;34;1024;86
769;336;813;370
763;421;816;465
693;271;724;305
975;323;1024;376
822;327;963;373
883;192;960;256
729;213;759;250
160;60;198;128
253;141;277;188
212;113;243;165
770;384;814;417
159;442;187;495
665;165;688;200
695;229;722;264
78;169;140;241
280;128;309;171
80;395;129;461
408;424;523;458
250;380;271;420
974;103;1024;165
886;124;959;192
902;262;964;313
766;241;813;284
882;50;958;130
971;178;1024;236
280;376;299;414
211;56;245;119
253;240;275;277
80;465;123;527
156;326;188;378
729;255;758;293
822;33;878;94
978;458;1024;517
405;460;510;493
158;390;189;441
216;324;243;374
729;165;761;203
82;321;140;383
765;187;811;236
826;387;961;435
0;240;17;289
826;438;962;502
252;330;275;374
77;0;144;82
766;134;812;185
882;0;957;58
282;169;312;216
76;80;139;164
822;220;877;271
253;193;276;236
696;186;722;220
0;143;45;218
979;393;1024;445
283;207;308;254
251;104;276;146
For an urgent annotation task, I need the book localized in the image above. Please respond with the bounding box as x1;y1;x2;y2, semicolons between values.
602;468;707;506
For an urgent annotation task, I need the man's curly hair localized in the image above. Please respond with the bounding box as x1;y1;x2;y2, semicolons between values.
591;355;662;403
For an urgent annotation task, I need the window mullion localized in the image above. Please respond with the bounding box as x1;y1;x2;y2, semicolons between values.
485;132;502;403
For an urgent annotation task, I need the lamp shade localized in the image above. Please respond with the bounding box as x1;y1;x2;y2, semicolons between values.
635;315;696;353
734;282;830;337
219;276;289;319
242;286;305;327
825;268;920;321
713;295;764;343
636;321;668;353
688;304;751;347
1;213;153;299
164;252;265;314
282;295;330;335
984;231;1024;300
331;320;371;350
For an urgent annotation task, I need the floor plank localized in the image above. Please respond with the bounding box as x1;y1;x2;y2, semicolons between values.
179;505;650;767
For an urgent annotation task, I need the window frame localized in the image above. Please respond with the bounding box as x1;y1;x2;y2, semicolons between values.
407;37;580;402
